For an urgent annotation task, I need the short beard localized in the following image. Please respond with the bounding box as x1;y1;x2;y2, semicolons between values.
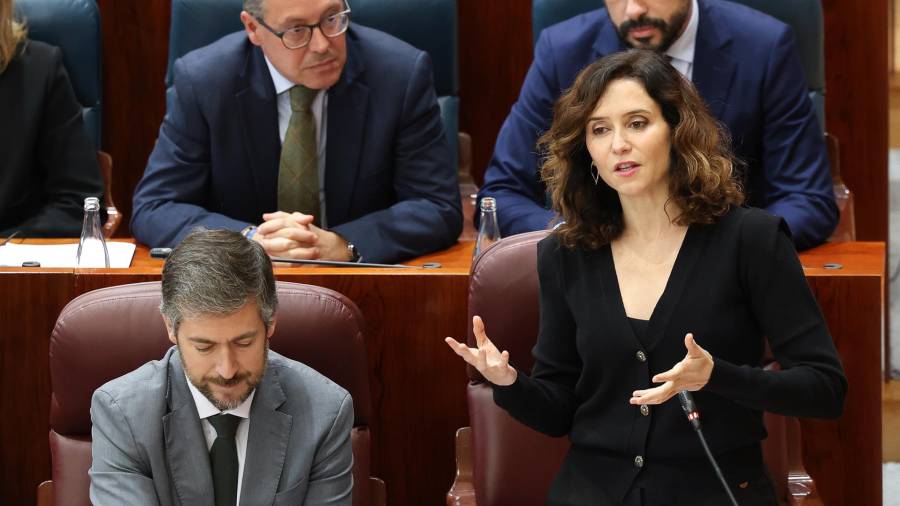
617;3;691;52
192;349;267;411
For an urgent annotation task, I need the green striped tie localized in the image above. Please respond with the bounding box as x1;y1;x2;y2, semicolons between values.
278;85;320;224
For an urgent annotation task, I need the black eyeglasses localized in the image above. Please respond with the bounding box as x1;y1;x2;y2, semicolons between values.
255;7;351;50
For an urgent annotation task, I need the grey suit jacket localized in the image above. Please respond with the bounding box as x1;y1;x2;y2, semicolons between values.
89;347;353;505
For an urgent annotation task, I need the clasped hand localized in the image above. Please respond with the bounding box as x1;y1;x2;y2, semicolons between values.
252;211;350;261
445;316;517;386
630;333;714;405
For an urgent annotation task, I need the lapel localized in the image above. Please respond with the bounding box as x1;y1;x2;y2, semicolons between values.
324;28;369;226
162;351;215;506
692;0;736;120
239;357;292;505
235;43;282;213
593;9;629;61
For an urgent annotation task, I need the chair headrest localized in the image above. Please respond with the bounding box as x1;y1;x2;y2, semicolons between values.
50;281;371;434
467;230;549;380
16;0;102;145
531;0;598;45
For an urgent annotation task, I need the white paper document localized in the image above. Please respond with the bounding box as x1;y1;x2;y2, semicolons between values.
0;242;136;268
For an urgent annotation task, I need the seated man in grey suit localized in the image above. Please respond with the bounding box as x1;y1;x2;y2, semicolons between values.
89;229;353;506
131;0;462;264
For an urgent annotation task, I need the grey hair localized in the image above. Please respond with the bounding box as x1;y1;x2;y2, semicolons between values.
243;0;265;18
161;228;277;334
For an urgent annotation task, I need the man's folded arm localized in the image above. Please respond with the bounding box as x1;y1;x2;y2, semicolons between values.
332;51;462;263
758;27;838;250
131;58;250;247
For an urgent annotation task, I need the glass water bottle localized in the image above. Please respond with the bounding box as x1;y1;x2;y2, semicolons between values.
473;197;501;258
76;197;110;268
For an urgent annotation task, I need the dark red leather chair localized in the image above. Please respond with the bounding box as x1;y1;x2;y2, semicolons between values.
447;231;822;506
39;281;385;506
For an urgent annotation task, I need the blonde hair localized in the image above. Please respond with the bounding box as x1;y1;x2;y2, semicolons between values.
0;0;27;73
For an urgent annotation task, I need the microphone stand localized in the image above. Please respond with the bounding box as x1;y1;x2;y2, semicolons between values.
677;391;739;506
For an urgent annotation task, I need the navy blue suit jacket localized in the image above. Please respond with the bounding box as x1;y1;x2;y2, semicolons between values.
479;0;837;250
132;26;462;263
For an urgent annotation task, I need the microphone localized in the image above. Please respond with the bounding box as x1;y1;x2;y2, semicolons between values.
677;390;701;430
676;390;739;506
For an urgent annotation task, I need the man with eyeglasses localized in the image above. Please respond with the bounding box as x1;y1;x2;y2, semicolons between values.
478;0;838;252
132;0;462;264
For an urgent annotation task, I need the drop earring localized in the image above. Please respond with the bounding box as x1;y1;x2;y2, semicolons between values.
590;162;600;185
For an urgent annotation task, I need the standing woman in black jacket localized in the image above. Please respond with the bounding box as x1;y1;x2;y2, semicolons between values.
0;0;102;237
446;50;847;506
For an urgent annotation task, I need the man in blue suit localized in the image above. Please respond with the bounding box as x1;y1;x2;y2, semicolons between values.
479;0;837;250
132;0;462;263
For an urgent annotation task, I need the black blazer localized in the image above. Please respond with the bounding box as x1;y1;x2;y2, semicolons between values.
494;206;847;504
0;40;103;237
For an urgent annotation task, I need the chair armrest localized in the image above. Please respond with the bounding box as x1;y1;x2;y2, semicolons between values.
458;132;474;185
825;132;856;242
447;427;477;506
36;480;53;506
369;476;386;506
785;416;823;505
97;151;122;238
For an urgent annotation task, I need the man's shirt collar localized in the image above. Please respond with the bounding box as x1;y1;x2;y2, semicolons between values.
185;372;255;420
666;0;699;67
264;55;298;95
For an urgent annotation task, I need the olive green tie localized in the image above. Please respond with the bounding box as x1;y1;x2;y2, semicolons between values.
278;85;320;224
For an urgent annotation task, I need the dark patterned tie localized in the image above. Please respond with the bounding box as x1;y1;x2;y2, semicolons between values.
278;85;321;225
208;414;241;506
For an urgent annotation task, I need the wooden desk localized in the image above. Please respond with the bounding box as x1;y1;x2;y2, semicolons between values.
0;239;884;505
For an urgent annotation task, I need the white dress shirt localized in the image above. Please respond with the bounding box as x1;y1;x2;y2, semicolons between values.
665;0;699;80
264;55;330;226
185;374;256;505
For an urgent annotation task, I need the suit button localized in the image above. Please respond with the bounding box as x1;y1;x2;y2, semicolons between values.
636;350;647;362
634;455;644;468
640;405;650;416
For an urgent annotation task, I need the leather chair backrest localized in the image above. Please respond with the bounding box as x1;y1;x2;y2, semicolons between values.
15;0;102;148
530;0;826;130
467;231;568;506
165;0;460;165
48;281;372;506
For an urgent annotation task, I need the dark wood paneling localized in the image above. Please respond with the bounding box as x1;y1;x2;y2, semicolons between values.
97;0;170;236
822;0;888;244
0;270;75;506
458;0;533;185
804;276;883;506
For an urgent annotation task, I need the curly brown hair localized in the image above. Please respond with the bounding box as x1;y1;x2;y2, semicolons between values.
539;49;743;250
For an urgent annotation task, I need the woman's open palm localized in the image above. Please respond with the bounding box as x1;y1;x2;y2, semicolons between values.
445;316;517;386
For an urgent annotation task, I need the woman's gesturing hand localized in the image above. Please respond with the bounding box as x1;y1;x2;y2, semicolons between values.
630;333;714;405
445;316;518;386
